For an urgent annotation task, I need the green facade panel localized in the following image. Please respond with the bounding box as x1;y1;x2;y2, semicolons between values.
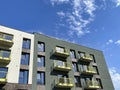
32;33;114;90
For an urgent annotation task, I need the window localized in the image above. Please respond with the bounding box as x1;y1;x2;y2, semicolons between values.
90;54;96;62
37;56;45;67
96;79;103;89
21;53;30;65
80;78;87;87
0;33;3;38
0;33;13;41
4;34;13;41
56;61;65;67
72;63;78;72
78;52;85;58
56;46;64;53
38;42;45;52
74;76;81;87
22;38;31;49
93;66;99;74
0;67;8;78
83;65;87;72
37;72;45;85
70;50;76;59
0;50;10;58
19;70;28;84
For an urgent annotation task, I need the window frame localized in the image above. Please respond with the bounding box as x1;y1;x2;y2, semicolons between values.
38;42;45;52
22;38;31;49
37;56;45;67
19;70;29;84
21;52;30;65
37;72;45;85
70;50;76;59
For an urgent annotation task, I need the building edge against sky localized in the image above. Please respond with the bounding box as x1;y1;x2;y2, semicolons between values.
0;25;114;90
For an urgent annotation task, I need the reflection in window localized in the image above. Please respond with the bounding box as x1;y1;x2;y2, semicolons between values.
0;33;13;41
38;42;45;52
4;34;13;41
72;63;78;72
21;53;30;65
56;46;64;53
70;50;76;59
0;50;10;58
0;67;8;78
78;52;85;58
37;72;45;85
37;56;45;67
56;61;66;66
22;38;31;49
19;70;28;84
74;76;81;87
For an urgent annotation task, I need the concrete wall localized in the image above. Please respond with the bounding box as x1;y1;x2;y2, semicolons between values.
33;33;114;90
0;26;114;90
0;26;34;84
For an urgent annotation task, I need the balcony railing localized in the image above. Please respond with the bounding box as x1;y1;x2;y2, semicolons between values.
85;80;101;89
0;71;7;84
0;50;11;64
79;54;93;62
55;77;74;88
0;32;13;47
81;66;97;75
53;61;71;71
52;48;69;57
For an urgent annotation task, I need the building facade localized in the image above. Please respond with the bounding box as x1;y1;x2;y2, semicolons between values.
0;26;114;90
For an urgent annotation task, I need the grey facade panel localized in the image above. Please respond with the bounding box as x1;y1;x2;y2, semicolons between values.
32;33;114;90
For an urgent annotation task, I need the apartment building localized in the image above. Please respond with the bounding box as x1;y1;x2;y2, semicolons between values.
0;26;114;90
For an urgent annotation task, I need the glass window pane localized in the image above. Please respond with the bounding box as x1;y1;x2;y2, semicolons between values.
0;67;8;78
2;51;10;58
56;47;64;53
37;72;45;85
38;42;45;52
72;63;78;72
70;50;76;58
21;53;30;65
24;71;28;84
37;56;45;67
19;70;28;84
4;34;13;41
22;39;31;49
0;33;3;38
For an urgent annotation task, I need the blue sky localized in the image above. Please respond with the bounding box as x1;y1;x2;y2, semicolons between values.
0;0;120;89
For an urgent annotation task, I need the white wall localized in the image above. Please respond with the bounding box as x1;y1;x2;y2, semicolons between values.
0;25;34;84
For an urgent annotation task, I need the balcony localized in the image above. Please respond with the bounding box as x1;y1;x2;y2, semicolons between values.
0;71;7;84
81;66;97;75
53;61;71;72
52;47;69;57
0;50;11;64
55;77;74;88
85;80;101;89
0;32;13;47
79;54;93;62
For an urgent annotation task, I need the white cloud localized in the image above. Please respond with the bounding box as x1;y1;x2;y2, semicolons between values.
106;39;113;45
109;67;120;90
115;0;120;7
50;0;120;37
67;0;96;37
115;40;120;45
57;11;66;18
50;0;69;6
53;0;96;37
83;0;96;17
106;39;120;46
